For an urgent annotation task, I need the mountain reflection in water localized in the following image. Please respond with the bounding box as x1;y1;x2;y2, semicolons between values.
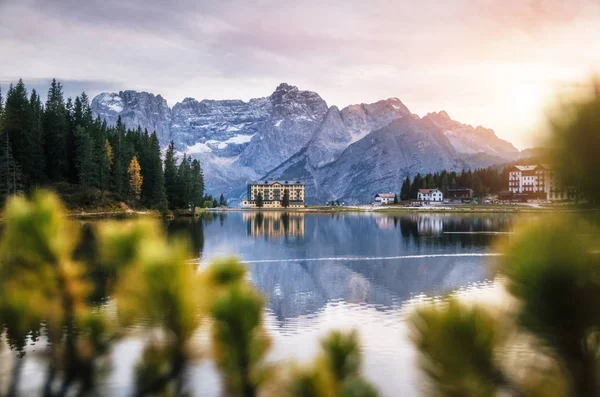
1;211;523;397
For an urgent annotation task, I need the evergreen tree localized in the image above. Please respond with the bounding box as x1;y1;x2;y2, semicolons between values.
112;117;133;196
164;141;178;210
128;156;143;203
426;174;436;189
28;90;45;186
219;193;227;208
282;189;290;208
394;194;399;204
74;126;96;187
177;154;192;209
43;79;69;181
3;80;31;186
410;174;423;199
0;133;23;202
400;176;411;201
440;173;450;196
190;159;204;212
147;133;168;211
256;192;264;208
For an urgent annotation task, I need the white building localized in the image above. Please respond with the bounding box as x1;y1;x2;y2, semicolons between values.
508;164;575;201
374;193;396;205
417;189;443;202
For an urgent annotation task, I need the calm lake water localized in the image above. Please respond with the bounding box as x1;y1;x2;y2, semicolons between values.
1;211;527;396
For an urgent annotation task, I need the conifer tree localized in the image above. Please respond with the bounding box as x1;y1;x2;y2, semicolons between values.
177;154;192;209
28;90;45;186
400;176;411;200
164;141;178;209
147;132;168;212
44;79;69;181
0;133;23;202
75;126;96;187
282;189;290;208
128;156;143;203
440;173;450;196
3;80;31;186
219;193;227;208
256;192;264;208
190;159;204;212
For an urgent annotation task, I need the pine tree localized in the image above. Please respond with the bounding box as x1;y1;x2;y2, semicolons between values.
44;79;69;181
400;177;411;200
147;133;168;212
410;174;423;199
3;80;31;186
75;126;96;187
282;189;290;208
177;154;192;209
28;90;45;186
219;193;227;208
427;174;436;189
0;133;23;202
164;141;178;210
190;159;204;212
440;173;450;196
128;156;143;202
394;194;399;204
256;192;264;208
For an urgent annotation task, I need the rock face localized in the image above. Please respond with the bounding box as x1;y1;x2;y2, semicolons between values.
424;111;518;160
91;83;519;205
91;91;172;143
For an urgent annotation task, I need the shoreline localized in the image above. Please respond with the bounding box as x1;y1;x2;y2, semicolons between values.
209;204;597;215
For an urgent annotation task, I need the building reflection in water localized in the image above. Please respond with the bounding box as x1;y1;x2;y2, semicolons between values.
243;211;305;239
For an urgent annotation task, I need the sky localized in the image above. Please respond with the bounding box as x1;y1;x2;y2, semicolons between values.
1;0;600;149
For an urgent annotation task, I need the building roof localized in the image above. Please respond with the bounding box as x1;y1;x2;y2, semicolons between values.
375;193;395;198
418;189;440;194
251;180;303;186
513;165;538;171
512;164;553;172
448;188;473;192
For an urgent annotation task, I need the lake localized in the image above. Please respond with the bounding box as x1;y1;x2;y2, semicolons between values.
1;211;524;396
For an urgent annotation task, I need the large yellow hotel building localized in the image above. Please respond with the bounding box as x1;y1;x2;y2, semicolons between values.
241;180;306;208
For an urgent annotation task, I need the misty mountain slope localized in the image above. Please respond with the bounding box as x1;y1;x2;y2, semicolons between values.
315;115;464;202
424;111;519;161
91;83;520;204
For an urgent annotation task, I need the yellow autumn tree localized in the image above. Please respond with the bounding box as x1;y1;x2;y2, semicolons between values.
105;139;113;168
128;156;143;202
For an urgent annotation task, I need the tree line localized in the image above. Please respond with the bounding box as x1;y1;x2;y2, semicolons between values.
399;167;509;200
0;79;206;212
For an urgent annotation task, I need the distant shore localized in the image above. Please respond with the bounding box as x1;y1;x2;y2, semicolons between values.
58;202;597;220
211;203;597;214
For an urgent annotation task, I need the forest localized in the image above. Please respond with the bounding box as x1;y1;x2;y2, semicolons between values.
399;167;509;200
0;79;208;212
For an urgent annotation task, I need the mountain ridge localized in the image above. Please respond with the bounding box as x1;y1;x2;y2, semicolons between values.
91;83;520;204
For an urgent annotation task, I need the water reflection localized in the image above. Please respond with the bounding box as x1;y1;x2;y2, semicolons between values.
198;212;518;325
1;211;523;397
243;211;305;238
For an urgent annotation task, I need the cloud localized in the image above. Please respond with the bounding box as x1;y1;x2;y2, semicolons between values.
0;0;599;148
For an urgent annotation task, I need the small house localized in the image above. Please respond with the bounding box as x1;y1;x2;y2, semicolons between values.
374;193;396;205
447;188;473;203
417;189;443;202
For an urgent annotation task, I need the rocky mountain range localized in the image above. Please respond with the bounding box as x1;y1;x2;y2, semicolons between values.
91;83;520;205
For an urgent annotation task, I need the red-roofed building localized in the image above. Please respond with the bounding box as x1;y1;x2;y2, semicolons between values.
374;193;396;205
417;188;443;202
508;164;575;201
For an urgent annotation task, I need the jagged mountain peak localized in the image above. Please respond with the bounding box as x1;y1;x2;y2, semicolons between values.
91;84;519;205
424;110;518;158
